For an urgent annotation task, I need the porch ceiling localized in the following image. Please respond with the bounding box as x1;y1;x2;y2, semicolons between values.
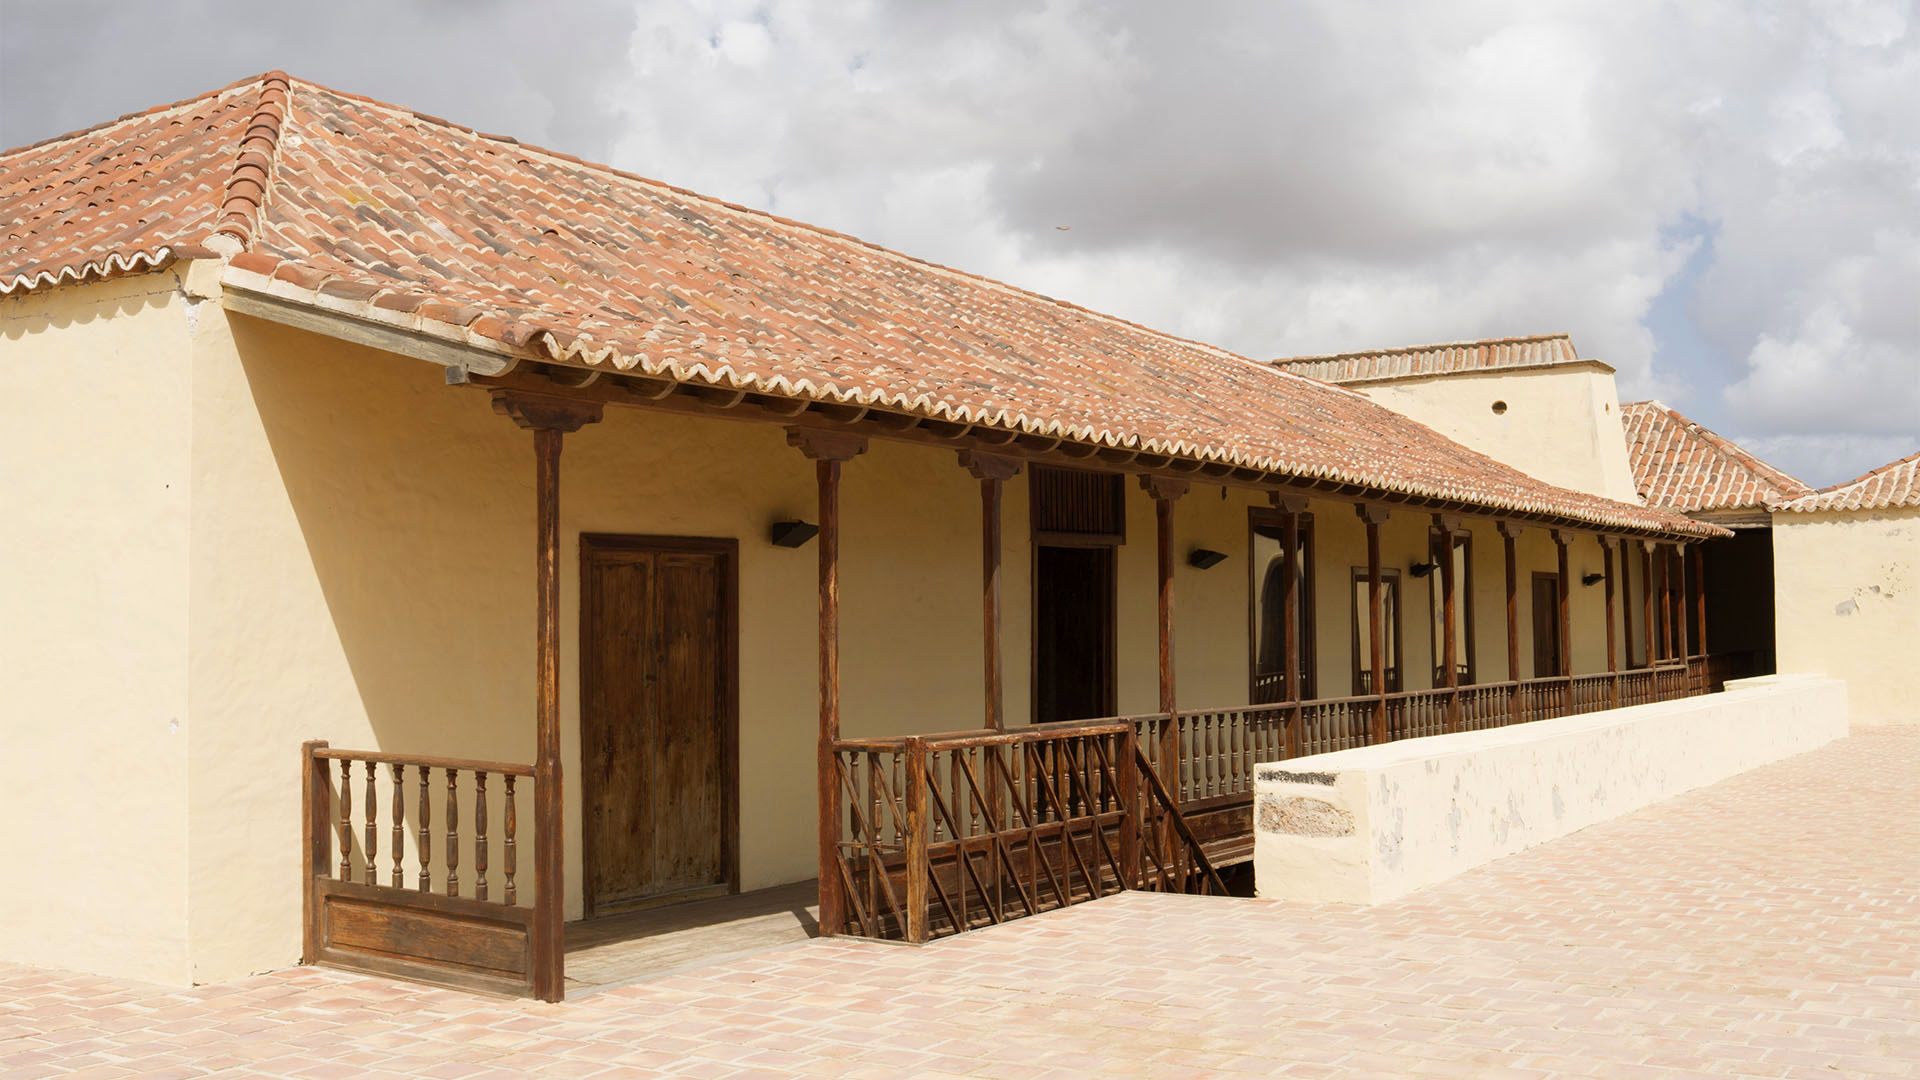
5;71;1723;541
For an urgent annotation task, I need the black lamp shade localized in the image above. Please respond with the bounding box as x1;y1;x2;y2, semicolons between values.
769;520;819;548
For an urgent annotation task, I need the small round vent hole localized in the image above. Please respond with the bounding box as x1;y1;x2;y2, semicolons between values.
1490;400;1509;415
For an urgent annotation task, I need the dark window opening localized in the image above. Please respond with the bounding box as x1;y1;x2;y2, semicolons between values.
1250;510;1316;702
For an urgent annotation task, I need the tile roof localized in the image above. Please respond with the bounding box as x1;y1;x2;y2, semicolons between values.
1779;450;1920;513
1620;401;1813;513
1;73;1721;540
1273;334;1595;385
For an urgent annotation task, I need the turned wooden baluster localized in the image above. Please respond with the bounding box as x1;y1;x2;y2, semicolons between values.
504;775;518;905
391;763;405;887
364;760;377;885
475;771;490;903
337;759;353;880
446;768;460;897
418;766;432;891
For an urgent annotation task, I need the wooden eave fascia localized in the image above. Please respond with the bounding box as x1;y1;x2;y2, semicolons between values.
465;363;1715;543
220;281;524;378
208;285;1712;544
1690;507;1772;530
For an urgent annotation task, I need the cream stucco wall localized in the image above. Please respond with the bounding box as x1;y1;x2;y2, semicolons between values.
0;274;196;983
1254;675;1848;904
1358;364;1642;503
1773;509;1920;727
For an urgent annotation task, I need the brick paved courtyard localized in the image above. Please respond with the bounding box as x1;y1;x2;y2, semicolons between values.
5;728;1916;1079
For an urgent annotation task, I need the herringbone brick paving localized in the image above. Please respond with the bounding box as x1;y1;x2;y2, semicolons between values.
4;728;1915;1078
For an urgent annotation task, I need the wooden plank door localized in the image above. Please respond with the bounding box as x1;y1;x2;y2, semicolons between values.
581;535;737;916
1531;572;1562;679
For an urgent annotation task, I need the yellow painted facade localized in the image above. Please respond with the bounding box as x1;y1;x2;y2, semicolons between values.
1773;509;1920;727
0;273;196;984
1357;364;1642;503
0;270;1665;986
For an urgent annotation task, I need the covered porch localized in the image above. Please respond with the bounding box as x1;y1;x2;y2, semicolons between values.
281;348;1728;1001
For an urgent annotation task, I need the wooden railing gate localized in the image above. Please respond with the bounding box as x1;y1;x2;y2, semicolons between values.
302;741;554;998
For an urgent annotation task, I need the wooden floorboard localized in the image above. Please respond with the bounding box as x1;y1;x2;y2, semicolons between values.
563;880;820;994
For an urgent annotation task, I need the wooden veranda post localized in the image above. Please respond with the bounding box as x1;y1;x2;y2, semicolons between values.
961;452;1022;731
903;736;930;943
1358;504;1390;744
1143;476;1187;876
1143;478;1189;719
1274;494;1308;758
1691;543;1707;657
1553;531;1572;714
301;739;330;965
788;428;868;938
1690;543;1708;689
1674;543;1690;664
491;388;603;1003
1603;538;1620;708
1498;522;1521;726
1658;544;1675;663
1436;514;1461;734
1618;538;1635;668
1641;541;1657;665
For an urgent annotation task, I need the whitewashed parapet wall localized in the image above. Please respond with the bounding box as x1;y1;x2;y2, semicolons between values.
1253;676;1848;905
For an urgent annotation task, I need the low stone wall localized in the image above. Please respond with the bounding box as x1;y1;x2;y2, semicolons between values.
1253;675;1848;905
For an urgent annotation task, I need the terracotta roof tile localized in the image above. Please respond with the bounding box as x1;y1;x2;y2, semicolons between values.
1620;401;1813;512
1779;450;1920;513
1;74;280;292
1;73;1722;540
1273;334;1591;384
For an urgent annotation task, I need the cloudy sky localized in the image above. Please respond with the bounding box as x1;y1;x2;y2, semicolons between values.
4;0;1915;485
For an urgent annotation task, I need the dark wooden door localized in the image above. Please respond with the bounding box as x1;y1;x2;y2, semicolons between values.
1033;544;1117;724
581;535;737;915
1531;572;1562;678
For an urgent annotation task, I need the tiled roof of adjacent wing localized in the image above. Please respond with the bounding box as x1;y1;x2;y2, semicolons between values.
1273;334;1592;385
0;73;1721;539
1620;401;1813;512
0;74;287;292
1779;450;1920;513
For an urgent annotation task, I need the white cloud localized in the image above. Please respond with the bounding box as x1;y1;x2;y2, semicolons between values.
5;0;1913;486
600;0;1917;486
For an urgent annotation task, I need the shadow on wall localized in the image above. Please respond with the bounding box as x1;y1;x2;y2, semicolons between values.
2;275;176;340
230;315;539;897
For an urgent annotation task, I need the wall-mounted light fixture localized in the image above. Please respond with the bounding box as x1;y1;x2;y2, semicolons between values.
1408;560;1438;578
769;520;819;548
1187;548;1228;570
1581;572;1606;587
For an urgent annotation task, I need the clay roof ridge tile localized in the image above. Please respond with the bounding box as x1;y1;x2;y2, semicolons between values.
1780;447;1920;512
1274;331;1575;367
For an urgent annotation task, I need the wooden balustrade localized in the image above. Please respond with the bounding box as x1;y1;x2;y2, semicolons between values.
310;748;530;904
824;655;1718;947
302;743;545;998
829;720;1221;943
1132;660;1719;818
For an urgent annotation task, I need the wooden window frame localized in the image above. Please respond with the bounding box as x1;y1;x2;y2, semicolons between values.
1427;527;1476;686
1247;508;1316;702
1349;567;1403;696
